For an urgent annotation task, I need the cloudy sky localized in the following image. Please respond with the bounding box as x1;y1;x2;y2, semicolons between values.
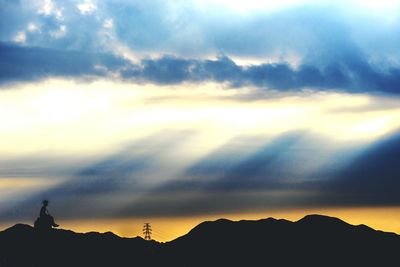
1;0;400;240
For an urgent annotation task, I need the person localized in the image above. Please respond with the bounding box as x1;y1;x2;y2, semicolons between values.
40;199;59;227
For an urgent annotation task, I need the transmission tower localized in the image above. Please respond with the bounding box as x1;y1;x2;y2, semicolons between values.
143;223;152;240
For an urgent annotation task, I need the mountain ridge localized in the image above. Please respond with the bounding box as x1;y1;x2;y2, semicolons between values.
1;214;399;266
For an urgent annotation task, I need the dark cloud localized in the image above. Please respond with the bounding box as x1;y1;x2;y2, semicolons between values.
116;190;310;218
0;43;129;83
315;132;400;206
1;1;400;93
125;53;400;93
2;42;400;94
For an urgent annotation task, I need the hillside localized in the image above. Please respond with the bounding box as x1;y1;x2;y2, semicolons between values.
1;215;399;266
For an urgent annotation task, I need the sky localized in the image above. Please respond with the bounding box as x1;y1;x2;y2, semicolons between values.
1;0;400;241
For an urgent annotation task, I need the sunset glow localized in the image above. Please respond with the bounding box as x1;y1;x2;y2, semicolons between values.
1;0;400;242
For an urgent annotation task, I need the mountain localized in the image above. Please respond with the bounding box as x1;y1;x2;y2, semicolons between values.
0;223;160;267
1;215;399;266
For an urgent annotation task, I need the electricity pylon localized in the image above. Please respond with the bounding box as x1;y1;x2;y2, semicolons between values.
143;223;152;240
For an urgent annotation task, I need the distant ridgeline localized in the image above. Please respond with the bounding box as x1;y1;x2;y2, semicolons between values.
0;215;399;267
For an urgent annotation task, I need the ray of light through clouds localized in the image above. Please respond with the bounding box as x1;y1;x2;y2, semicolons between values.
1;0;400;240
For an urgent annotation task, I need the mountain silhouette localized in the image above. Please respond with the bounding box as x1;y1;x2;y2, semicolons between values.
1;214;399;266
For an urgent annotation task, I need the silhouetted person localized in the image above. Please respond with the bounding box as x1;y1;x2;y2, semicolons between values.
40;200;59;227
34;199;59;230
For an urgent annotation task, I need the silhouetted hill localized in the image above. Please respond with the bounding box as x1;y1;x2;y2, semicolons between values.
1;215;399;266
0;223;160;267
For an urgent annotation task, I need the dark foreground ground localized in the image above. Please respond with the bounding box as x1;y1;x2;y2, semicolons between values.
1;214;399;267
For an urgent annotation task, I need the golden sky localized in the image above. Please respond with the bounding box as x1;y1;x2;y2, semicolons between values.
1;79;400;240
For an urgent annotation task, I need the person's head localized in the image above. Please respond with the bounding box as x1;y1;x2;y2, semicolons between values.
42;199;49;206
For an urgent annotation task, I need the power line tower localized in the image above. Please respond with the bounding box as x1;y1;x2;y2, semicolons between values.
143;223;152;241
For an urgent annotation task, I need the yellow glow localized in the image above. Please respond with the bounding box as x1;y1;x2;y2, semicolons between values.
63;207;400;241
1;80;400;228
0;177;61;208
1;79;400;159
2;207;398;242
0;178;55;188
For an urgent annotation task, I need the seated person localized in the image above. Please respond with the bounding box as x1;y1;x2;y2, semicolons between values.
39;199;59;228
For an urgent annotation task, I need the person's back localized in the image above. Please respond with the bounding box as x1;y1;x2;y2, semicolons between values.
40;205;47;218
